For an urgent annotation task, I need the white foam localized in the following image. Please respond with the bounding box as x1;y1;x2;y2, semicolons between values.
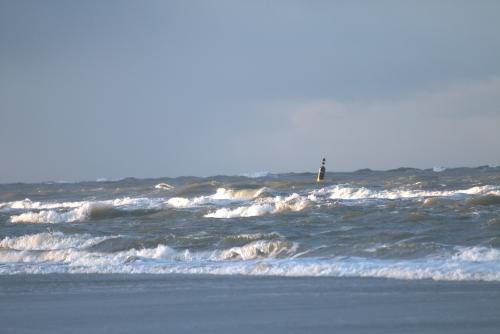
9;203;100;224
95;177;125;182
7;197;165;224
0;234;295;269
222;232;284;242
238;171;271;178
459;185;500;196
167;187;266;209
166;196;212;208
205;193;308;218
452;246;500;262
1;197;166;213
217;240;297;260
2;238;500;281
0;198;84;212
211;187;266;200
309;184;500;202
110;197;165;209
0;232;114;251
155;183;175;190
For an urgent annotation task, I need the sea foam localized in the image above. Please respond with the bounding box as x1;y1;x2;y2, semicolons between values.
155;183;175;190
238;171;272;178
2;232;500;281
8;197;165;224
311;184;500;201
205;193;308;218
0;232;115;251
167;187;266;208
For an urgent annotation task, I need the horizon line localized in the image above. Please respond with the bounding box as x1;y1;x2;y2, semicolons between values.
1;164;499;186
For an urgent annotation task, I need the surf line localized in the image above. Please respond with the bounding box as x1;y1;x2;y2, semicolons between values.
317;157;326;183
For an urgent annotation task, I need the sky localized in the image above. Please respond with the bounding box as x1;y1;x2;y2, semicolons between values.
1;0;500;183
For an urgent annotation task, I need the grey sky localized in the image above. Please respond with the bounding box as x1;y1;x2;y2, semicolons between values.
1;0;499;182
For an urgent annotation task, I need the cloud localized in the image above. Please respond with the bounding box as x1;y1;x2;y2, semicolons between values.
246;77;500;171
285;76;500;124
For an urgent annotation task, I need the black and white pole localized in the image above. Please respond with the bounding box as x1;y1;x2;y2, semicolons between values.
317;158;326;182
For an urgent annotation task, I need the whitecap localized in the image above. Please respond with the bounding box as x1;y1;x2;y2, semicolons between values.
155;183;175;190
0;232;114;251
8;197;165;224
2;240;500;281
238;171;271;178
309;184;500;202
9;203;101;224
216;240;297;260
433;166;446;172
166;187;266;209
452;246;500;262
205;193;308;218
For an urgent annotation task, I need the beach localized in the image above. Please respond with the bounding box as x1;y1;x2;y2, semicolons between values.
1;274;500;334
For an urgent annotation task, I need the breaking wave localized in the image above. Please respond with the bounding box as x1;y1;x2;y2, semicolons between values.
238;171;272;178
218;240;297;260
7;197;165;224
0;233;296;270
452;246;500;262
3;184;499;224
221;232;284;243
205;193;308;218
0;198;83;211
433;166;446;172
311;184;500;201
2;169;500;283
154;183;175;190
167;187;267;208
9;204;99;224
0;232;115;251
2;232;500;281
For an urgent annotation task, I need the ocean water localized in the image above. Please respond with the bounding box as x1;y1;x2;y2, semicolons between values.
1;166;500;281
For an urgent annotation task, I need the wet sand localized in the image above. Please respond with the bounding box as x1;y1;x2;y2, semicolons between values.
1;274;499;334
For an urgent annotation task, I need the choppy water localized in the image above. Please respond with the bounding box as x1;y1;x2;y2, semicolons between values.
1;166;500;281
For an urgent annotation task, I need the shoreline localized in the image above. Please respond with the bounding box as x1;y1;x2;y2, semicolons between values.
2;274;500;333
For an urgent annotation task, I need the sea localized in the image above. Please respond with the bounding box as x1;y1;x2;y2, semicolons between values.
1;166;500;281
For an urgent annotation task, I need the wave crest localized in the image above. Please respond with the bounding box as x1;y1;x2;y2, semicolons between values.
0;232;114;251
167;187;267;208
8;197;165;224
155;183;174;190
0;198;83;212
9;203;102;224
3;233;500;281
205;193;308;218
452;246;500;262
311;184;500;201
218;240;297;260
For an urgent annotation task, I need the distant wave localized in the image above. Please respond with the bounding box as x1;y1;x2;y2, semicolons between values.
4;165;500;187
95;177;126;182
433;166;446;172
238;171;272;178
154;183;175;190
